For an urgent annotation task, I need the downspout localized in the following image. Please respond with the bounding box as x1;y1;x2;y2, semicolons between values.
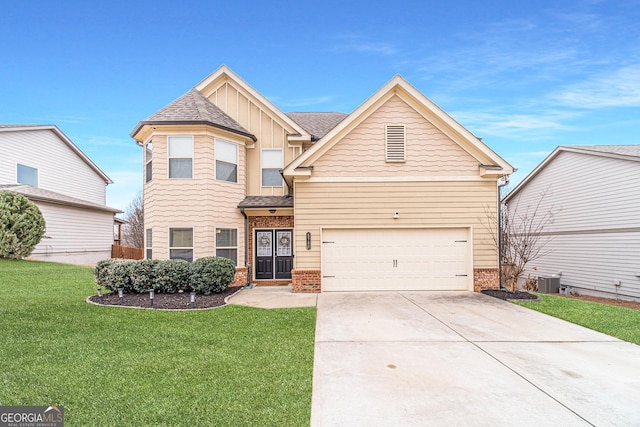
279;169;292;197
240;208;251;287
498;176;510;290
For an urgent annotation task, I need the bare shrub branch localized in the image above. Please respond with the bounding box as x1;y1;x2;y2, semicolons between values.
122;192;144;248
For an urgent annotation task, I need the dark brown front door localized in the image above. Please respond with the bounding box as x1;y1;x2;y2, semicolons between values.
255;229;293;280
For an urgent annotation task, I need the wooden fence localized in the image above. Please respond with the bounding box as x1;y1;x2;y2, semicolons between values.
111;244;144;260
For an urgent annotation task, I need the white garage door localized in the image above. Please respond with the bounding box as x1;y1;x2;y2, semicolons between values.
322;228;470;291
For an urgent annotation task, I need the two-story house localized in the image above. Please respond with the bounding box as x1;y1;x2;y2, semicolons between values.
131;66;513;293
0;124;121;265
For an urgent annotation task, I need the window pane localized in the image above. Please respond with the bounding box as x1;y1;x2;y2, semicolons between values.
146;228;152;247
215;140;237;163
168;137;193;157
216;228;237;247
146;249;153;259
17;164;38;187
170;228;193;247
170;249;193;262
169;158;193;178
216;248;237;264
262;149;283;168
146;141;153;161
146;160;152;182
216;160;237;182
262;169;282;186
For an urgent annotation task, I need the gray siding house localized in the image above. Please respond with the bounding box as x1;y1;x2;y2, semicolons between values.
0;125;120;265
504;145;640;301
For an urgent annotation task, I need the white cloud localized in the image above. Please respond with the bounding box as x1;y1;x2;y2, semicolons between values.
335;34;398;56
551;65;640;108
279;95;338;108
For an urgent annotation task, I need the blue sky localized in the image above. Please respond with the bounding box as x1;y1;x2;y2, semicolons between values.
2;0;639;211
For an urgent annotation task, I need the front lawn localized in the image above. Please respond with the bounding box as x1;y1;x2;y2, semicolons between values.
0;259;316;426
515;294;640;345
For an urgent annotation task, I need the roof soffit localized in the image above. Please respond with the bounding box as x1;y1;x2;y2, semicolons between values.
195;65;312;140
284;76;514;176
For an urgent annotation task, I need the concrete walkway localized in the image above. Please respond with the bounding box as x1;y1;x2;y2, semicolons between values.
227;284;317;309
311;291;640;426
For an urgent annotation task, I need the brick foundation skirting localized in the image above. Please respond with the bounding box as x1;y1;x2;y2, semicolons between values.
291;269;321;293
474;268;500;292
232;267;249;287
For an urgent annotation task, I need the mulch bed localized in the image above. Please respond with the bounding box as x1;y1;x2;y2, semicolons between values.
87;286;242;310
559;294;640;311
481;289;539;301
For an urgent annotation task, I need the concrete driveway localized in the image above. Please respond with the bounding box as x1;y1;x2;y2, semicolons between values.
311;291;640;426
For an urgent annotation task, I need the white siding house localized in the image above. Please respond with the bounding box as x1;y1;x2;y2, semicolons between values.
504;145;640;301
0;125;121;265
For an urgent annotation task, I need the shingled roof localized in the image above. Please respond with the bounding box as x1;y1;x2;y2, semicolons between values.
286;112;348;141
237;196;294;209
131;89;256;141
565;145;640;158
0;184;122;213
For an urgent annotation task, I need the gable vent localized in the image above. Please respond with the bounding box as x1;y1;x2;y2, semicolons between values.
385;125;406;162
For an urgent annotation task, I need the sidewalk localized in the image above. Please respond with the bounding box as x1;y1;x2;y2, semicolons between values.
227;284;318;309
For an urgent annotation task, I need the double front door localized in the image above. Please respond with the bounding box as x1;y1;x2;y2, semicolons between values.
255;229;293;280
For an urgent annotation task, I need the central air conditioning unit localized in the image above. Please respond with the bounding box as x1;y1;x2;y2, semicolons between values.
537;276;561;294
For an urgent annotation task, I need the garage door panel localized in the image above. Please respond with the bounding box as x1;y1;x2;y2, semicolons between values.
322;228;470;292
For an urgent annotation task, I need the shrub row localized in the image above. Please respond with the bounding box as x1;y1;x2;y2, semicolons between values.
95;257;236;295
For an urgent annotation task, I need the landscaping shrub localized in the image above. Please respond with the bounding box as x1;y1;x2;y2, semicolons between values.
94;259;118;289
153;259;190;293
0;192;46;259
109;260;138;293
130;259;162;292
189;257;236;295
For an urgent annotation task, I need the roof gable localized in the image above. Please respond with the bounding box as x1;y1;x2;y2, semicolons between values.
194;65;312;141
504;145;640;202
0;125;113;184
284;75;514;178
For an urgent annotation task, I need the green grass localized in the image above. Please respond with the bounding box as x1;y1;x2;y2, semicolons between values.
515;294;640;345
0;259;316;426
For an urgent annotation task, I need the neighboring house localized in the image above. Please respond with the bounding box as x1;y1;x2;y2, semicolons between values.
504;145;640;301
131;65;514;292
0;125;121;265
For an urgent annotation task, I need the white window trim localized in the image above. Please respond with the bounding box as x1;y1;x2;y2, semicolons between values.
16;163;39;187
168;226;195;261
215;138;239;184
261;149;284;187
215;227;239;266
145;141;153;183
167;136;194;179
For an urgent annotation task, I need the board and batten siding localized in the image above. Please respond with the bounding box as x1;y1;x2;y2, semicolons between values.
294;180;499;270
202;79;300;197
311;95;480;177
30;201;114;265
0;129;107;205
144;131;246;264
508;150;640;300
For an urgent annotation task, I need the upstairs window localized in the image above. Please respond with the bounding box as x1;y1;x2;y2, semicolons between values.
168;136;193;178
385;125;406;162
145;141;153;183
17;164;38;187
215;139;238;183
262;149;283;187
169;228;193;262
216;228;238;265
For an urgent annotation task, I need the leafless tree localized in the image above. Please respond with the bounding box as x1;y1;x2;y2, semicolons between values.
122;191;144;248
485;187;558;291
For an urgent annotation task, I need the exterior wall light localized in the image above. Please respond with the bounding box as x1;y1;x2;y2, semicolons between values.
393;211;399;219
306;232;311;250
190;291;196;308
269;209;276;214
118;287;124;305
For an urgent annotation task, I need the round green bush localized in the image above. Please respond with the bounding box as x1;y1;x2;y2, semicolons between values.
0;192;46;259
131;259;162;292
94;259;118;289
110;260;137;293
189;257;236;295
153;259;190;293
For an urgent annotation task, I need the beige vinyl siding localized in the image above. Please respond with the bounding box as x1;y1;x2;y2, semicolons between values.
294;180;498;270
508;151;640;300
30;201;114;265
202;79;299;196
311;95;480;177
0;129;107;204
144;131;246;263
